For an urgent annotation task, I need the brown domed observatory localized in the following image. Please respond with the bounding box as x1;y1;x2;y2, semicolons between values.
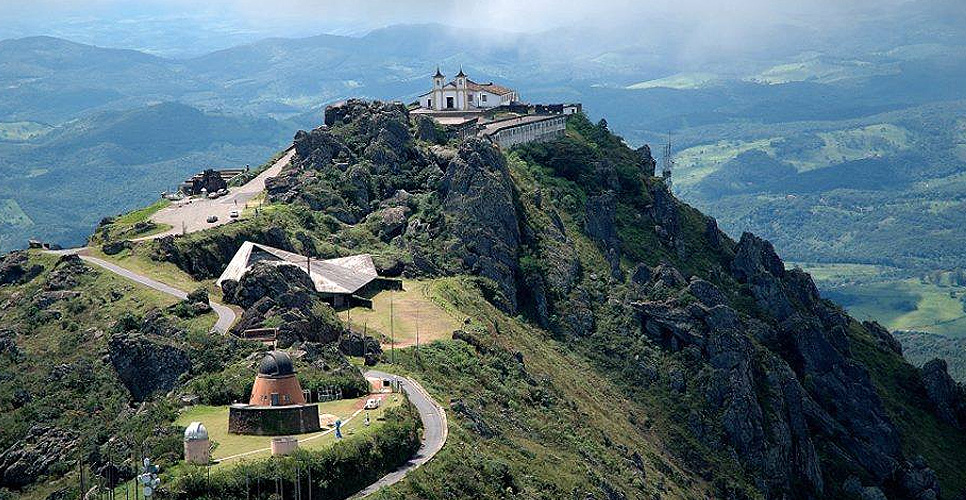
228;351;320;436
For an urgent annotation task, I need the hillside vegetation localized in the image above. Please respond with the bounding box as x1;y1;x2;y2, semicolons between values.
139;103;966;498
5;102;966;499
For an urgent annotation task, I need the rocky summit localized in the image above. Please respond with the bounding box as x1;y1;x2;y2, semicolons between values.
3;100;966;500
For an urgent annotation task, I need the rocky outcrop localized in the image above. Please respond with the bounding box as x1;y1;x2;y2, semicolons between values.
864;320;903;355
648;184;684;256
222;261;315;309
921;358;966;429
154;225;295;279
633;297;824;498
0;252;42;286
440;139;522;312
108;332;190;401
585;191;622;278
224;261;345;347
33;290;80;309
168;287;211;318
637;144;657;177
0;426;77;488
184;169;227;196
102;240;133;255
44;254;89;290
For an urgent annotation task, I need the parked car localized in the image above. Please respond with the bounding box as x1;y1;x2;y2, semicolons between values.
206;215;218;223
229;209;239;218
364;398;381;410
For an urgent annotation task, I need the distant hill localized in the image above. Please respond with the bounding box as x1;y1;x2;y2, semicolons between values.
0;102;290;251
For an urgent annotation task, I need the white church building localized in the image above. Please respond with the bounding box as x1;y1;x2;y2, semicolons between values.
417;67;519;112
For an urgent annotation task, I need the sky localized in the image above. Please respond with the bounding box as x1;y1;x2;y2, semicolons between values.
0;0;919;57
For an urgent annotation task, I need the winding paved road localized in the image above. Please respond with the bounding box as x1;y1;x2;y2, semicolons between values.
353;370;448;498
47;248;236;333
81;254;236;333
144;147;295;239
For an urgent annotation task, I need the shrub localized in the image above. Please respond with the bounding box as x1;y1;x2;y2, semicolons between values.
168;402;422;499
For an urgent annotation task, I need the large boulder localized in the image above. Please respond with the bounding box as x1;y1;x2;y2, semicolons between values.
108;332;190;402
224;261;346;347
44;254;89;291
0;252;43;286
222;261;316;309
440;139;522;312
921;358;966;429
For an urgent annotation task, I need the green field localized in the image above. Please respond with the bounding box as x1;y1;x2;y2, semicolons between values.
626;72;720;90
674;138;777;187
174;393;402;468
674;123;912;189
0;121;51;141
0;199;31;227
347;279;463;349
799;262;966;338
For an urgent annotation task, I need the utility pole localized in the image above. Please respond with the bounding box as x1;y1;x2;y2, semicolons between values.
390;290;395;363
415;304;420;360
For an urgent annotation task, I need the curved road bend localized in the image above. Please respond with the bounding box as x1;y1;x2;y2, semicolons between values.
353;370;449;498
145;147;296;240
47;248;236;334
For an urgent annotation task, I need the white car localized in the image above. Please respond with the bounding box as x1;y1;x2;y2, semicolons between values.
229;209;239;218
364;398;381;410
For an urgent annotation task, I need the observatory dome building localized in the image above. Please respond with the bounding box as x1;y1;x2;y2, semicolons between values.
183;422;210;464
250;351;306;406
227;351;321;436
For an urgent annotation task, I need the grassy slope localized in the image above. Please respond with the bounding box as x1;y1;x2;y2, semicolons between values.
372;277;711;499
347;279;463;348
0;251;217;500
850;322;966;494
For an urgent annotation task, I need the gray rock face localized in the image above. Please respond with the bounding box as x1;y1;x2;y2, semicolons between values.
863;320;903;355
687;278;726;307
585;191;622;278
0;252;42;286
637;144;657;177
440;139;522;312
33;290;80;309
921;358;966;429
223;261;315;310
44;254;89;291
365;206;410;242
108;332;190;402
0;426;77;488
224;261;345;347
648;184;682;255
633;298;824;497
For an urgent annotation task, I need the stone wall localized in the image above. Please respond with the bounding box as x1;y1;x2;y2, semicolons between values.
228;404;321;436
490;115;567;148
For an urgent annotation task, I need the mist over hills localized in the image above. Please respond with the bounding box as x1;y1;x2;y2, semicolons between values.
1;5;965;341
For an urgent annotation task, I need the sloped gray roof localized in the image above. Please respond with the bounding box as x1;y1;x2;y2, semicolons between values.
216;241;378;295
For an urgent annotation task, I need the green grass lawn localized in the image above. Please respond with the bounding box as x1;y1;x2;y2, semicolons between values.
90;199;173;243
0;198;32;226
89;245;220;297
347;279;463;349
799;262;966;337
174;394;402;469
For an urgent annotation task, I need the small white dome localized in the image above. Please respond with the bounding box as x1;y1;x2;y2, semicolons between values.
184;422;208;441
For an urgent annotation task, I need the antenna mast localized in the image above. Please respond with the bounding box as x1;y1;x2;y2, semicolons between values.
662;132;674;190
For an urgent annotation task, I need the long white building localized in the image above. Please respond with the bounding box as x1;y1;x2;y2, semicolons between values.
417;67;519;112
